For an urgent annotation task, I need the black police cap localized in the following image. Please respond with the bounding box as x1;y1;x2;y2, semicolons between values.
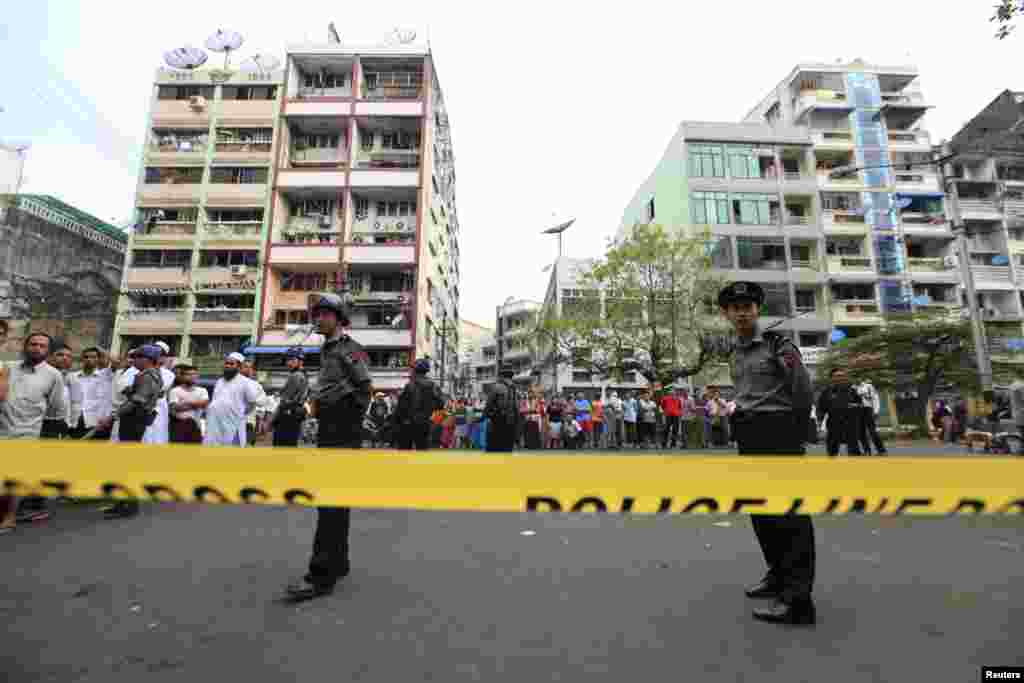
717;281;765;307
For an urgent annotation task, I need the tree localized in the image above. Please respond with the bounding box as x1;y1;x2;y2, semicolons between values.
816;310;1016;433
992;0;1023;38
536;223;732;389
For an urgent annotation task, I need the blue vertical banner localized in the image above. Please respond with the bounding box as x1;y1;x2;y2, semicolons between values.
879;279;911;314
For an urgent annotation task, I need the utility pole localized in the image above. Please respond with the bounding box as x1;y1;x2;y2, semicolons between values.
943;166;993;390
440;307;447;394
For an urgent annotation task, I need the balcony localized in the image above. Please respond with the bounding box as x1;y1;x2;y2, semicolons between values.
971;265;1014;287
827;255;873;273
906;257;952;273
133;222;197;244
900;212;949;233
151;99;211;125
893;171;941;193
297;84;353;99
1004;199;1024;221
817;170;862;190
213;140;273;163
279;216;342;244
348;328;413;347
831;301;883;325
139;180;202;205
125;268;191;288
276;168;347;190
958;198;1003;221
981;309;1023;322
290;147;348;167
812;130;854;146
201;221;263;242
345;243;416;265
269;244;341;269
118;308;188;334
192;308;256;323
794;90;852;119
822;209;867;234
147;138;207;164
205;182;269;206
217;99;278;123
886;130;930;149
351;212;418;244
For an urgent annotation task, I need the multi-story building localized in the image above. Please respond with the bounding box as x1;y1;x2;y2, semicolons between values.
0;194;127;357
537;256;653;396
939;89;1024;368
456;319;493;398
257;41;461;393
466;332;498;400
494;299;541;388
619;59;949;403
111;66;284;374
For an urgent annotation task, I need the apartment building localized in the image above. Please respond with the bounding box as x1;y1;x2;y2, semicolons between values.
619;59;949;390
256;41;461;393
494;299;541;389
938;90;1024;365
111;66;284;374
467;332;498;399
537;256;655;396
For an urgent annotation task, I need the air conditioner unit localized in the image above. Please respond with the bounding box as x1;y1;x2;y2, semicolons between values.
188;95;207;109
943;255;958;269
230;265;248;277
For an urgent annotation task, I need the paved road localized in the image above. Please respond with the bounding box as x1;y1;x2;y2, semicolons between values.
2;497;1022;682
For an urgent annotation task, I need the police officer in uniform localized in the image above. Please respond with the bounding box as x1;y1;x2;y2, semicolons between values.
484;363;521;453
272;347;309;448
393;358;444;450
286;293;372;601
719;281;817;626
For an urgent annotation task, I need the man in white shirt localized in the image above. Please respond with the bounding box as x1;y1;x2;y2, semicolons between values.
203;353;266;447
40;340;73;439
168;363;208;443
856;380;887;456
68;346;114;439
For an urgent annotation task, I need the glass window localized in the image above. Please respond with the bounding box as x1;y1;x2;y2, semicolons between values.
687;144;725;178
726;145;762;179
691;191;730;224
731;193;776;225
736;238;786;270
704;236;733;268
795;289;817;311
761;283;791;317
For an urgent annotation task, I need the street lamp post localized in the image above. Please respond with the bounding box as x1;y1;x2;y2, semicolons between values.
541;218;575;395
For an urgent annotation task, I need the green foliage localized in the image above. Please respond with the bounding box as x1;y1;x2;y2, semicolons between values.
537;223;731;386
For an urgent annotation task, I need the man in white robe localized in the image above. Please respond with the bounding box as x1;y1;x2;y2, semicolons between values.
203;353;266;447
143;341;176;444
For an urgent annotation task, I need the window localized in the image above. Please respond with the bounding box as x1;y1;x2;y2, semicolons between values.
736;238;786;270
280;272;340;291
291;199;336;217
303;71;348;89
274;310;310;327
826;238;863;256
198;250;258;268
134;295;186;309
141;207;197;223
762;283;791;317
795;289;816;312
293;133;339;149
354;198;369;220
831;283;874;301
820;192;860;211
156;86;214;100
144;167;203;184
691;191;730;224
572;371;592;383
207;208;263;223
217;128;273;145
688;144;725;178
209;167;268;184
131;250;192;268
360;131;375;150
799;332;826;347
790;244;811;262
646;197;655;222
704;236;733;268
190;336;248;357
726;145;763;179
195;294;254;308
732;193;777;225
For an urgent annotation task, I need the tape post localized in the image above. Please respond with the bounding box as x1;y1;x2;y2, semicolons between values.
2;440;1024;516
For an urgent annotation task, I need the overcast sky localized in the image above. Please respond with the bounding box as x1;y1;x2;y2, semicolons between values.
1;0;1021;326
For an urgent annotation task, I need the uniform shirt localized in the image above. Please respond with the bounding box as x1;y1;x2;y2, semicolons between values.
117;368;164;419
68;369;113;428
730;327;812;416
622;397;638;423
315;332;371;407
0;360;67;439
169;385;209;425
278;371;309;413
1011;380;1024;426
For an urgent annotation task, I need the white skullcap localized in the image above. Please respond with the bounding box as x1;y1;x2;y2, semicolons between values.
154;341;171;354
226;352;245;363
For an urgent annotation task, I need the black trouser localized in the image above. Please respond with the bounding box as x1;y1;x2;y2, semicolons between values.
40;418;67;440
858;408;886;454
826;413;862;456
307;400;363;587
112;414;148;516
733;412;814;604
663;415;681;448
272;418;303;447
486;423;516;452
398;423;431;450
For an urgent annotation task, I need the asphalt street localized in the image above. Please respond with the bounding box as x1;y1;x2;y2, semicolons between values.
1;483;1022;683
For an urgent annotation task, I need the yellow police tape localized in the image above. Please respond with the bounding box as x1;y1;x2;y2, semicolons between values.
2;441;1023;516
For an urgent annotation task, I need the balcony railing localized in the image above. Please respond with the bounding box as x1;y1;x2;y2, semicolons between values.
981;309;1022;322
354;150;421;169
818;170;859;185
150;139;206;153
192;308;255;323
815;130;853;144
823;209;866;225
135;222;197;237
901;212;948;226
281;216;342;241
291;148;348;164
887;131;928;145
827;255;872;271
971;265;1013;283
202;222;262;238
785;214;813;226
1004;199;1024;217
790;258;819;270
362;79;423;100
831;301;882;323
350;232;415;245
906;257;951;273
297;85;353;98
957;199;1001;215
121;309;187;323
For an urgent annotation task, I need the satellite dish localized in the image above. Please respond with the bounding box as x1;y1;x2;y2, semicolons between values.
163;46;208;70
241;54;281;73
205;29;244;69
393;28;417;44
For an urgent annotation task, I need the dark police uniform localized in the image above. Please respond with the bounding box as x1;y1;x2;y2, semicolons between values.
302;330;371;593
272;355;309;448
394;362;443;450
817;382;863;456
484;366;520;452
720;281;817;626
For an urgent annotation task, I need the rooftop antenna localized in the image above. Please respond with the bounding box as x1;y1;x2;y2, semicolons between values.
205;29;244;70
328;22;341;44
163;46;208;70
241;54;281;75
